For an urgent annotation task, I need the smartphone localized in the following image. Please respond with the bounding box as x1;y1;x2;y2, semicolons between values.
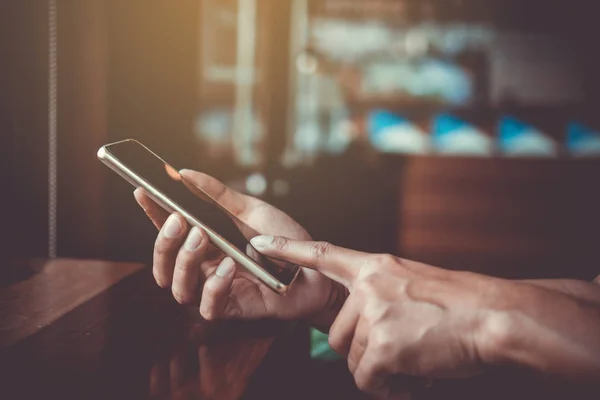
98;139;300;295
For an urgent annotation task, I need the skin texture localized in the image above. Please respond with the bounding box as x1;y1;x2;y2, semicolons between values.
136;170;600;399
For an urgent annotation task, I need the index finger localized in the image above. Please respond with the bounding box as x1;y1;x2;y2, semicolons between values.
134;187;169;229
249;236;366;287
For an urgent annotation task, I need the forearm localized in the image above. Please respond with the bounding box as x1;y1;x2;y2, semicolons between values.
482;281;600;382
521;277;600;305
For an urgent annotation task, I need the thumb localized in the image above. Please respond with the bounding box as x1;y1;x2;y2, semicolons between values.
179;169;252;217
250;236;365;288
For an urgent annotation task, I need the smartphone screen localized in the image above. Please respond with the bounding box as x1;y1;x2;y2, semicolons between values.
105;140;299;286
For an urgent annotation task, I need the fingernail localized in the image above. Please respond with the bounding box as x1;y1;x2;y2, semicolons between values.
184;227;204;251
250;236;274;249
164;214;183;238
216;258;235;278
133;188;143;203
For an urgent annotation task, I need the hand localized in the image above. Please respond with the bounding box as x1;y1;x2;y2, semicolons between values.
249;236;510;398
134;170;345;323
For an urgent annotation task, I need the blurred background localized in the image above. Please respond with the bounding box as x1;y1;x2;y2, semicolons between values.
2;0;600;284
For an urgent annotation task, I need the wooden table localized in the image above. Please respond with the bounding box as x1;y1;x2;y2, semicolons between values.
0;259;308;400
2;259;597;400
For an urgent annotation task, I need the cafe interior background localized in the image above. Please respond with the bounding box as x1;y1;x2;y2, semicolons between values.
2;0;600;382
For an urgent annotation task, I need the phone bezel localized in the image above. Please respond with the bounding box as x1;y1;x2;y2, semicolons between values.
98;139;294;295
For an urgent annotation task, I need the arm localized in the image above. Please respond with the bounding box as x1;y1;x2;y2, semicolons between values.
521;276;600;305
481;277;600;382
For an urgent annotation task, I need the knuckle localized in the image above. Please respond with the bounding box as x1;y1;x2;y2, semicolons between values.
309;241;332;259
371;253;397;268
152;268;170;288
154;238;175;259
202;280;219;298
175;254;196;274
202;277;226;303
355;272;379;295
355;254;398;291
172;288;190;305
354;371;373;392
347;354;358;374
328;332;344;354
354;358;387;394
200;305;216;321
363;302;386;325
357;256;383;278
200;293;224;322
269;236;288;251
371;334;394;356
186;230;209;254
369;327;396;358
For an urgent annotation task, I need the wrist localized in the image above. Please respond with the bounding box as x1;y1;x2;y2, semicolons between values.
308;281;349;332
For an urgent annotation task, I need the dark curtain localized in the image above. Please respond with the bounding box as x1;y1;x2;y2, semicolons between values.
0;1;49;276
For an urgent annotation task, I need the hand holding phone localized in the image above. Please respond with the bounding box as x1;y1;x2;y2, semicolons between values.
99;139;299;294
99;140;344;322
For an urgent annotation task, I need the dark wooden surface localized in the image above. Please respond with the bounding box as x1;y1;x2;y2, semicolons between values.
0;259;143;348
0;259;300;400
396;156;600;281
